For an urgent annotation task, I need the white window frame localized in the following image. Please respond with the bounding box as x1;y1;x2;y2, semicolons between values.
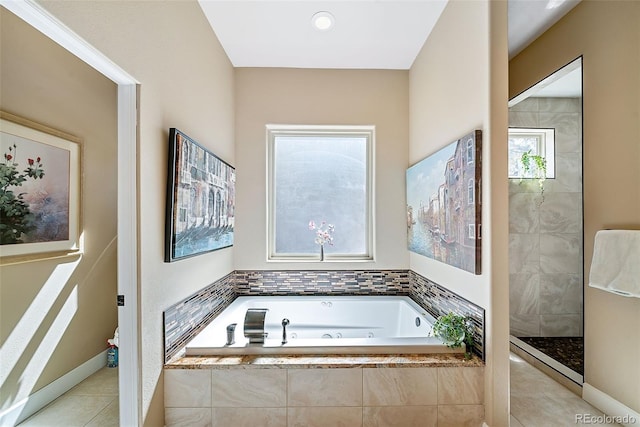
468;178;474;205
266;124;375;261
468;223;476;240
508;127;556;179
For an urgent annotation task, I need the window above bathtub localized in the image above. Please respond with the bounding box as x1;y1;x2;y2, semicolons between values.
267;125;375;261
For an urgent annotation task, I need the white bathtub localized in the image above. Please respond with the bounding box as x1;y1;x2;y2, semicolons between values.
184;295;464;356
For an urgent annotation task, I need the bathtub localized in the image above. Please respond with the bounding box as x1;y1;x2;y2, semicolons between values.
183;295;465;356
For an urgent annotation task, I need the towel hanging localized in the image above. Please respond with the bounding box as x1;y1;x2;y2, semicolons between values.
588;229;640;298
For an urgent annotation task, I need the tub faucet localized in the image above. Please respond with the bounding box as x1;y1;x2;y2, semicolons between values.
244;308;269;344
281;318;290;345
226;323;237;346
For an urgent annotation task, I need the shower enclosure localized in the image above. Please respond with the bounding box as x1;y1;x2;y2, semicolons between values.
508;58;584;384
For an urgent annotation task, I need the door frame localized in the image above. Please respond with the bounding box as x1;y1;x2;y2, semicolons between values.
1;1;141;424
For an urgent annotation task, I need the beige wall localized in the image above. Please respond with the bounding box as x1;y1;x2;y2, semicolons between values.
0;7;118;412
510;1;640;412
409;0;509;424
7;0;516;424
36;1;235;424
234;68;409;270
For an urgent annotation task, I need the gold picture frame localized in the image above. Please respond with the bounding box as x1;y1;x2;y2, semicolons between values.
0;111;82;262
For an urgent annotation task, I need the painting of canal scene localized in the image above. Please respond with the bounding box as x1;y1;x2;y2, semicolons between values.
165;128;235;262
406;130;482;274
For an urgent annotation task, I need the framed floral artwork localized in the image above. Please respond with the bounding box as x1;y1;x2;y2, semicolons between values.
0;111;81;261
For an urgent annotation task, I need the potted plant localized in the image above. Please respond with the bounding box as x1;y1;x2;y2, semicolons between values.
520;150;547;200
431;312;475;359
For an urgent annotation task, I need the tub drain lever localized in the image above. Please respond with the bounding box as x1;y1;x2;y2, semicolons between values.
281;318;290;345
226;323;237;346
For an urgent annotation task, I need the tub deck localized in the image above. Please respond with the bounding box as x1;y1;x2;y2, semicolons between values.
166;352;483;369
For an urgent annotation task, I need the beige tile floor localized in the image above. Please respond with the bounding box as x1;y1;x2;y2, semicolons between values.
17;354;619;426
17;367;118;427
510;352;620;427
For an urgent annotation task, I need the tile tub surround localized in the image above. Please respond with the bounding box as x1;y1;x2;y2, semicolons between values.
164;354;484;427
164;269;485;361
410;271;485;359
163;273;235;362
234;269;412;296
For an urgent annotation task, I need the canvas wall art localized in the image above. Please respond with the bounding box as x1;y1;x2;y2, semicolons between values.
0;112;81;260
406;130;482;274
165;128;235;262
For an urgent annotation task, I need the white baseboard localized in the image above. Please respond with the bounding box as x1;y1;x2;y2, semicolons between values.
0;350;107;426
582;383;640;427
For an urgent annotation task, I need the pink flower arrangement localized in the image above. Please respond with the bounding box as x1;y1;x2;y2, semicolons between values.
308;220;334;246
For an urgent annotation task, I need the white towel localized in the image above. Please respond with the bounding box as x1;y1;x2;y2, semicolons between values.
589;230;640;298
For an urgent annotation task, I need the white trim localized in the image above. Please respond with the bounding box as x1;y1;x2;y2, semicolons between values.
510;336;583;384
117;83;141;427
583;383;640;427
0;350;107;426
507;128;556;179
1;1;141;425
0;0;136;85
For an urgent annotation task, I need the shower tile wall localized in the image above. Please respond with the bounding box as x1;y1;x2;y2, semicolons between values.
509;97;583;338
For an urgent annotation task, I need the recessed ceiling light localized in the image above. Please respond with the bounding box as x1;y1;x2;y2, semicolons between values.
311;11;335;31
546;0;566;9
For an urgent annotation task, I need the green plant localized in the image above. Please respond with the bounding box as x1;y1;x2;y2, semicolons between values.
431;312;475;359
0;144;45;244
520;150;547;199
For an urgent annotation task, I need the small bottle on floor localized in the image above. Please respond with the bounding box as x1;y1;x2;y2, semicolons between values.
107;344;118;368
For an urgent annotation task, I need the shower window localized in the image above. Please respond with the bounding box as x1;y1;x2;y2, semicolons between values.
267;125;374;261
508;128;555;179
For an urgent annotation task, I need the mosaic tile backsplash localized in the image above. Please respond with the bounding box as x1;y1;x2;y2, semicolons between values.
163;273;235;362
410;271;485;359
163;270;485;361
235;270;411;296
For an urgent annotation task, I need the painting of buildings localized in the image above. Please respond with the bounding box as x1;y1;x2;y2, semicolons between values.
406;130;482;274
165;128;235;262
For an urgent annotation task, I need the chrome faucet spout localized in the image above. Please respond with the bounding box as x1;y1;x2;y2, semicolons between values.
244;308;269;344
281;318;290;345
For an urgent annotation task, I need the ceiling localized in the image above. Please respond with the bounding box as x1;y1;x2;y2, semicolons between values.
508;0;581;59
198;1;447;70
532;66;581;98
198;0;581;70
